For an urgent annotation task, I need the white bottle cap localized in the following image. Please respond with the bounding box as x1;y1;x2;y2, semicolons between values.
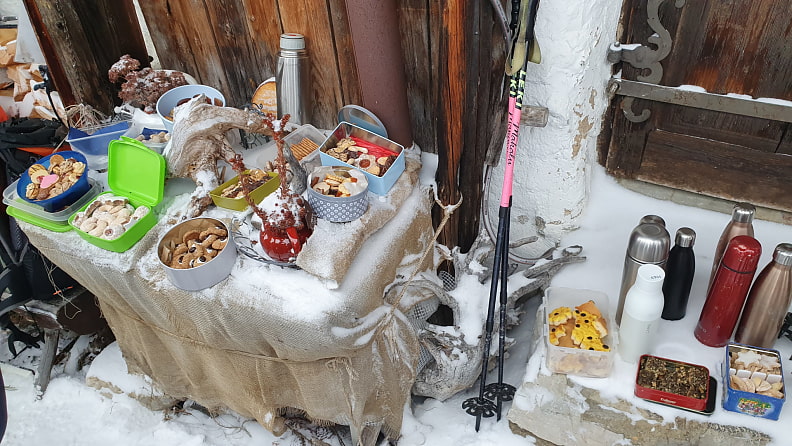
280;33;305;51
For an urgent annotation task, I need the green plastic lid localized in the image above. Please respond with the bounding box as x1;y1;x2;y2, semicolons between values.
108;137;166;206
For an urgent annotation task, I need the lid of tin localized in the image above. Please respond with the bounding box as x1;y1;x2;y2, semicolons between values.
338;105;388;138
627;223;671;263
280;33;305;50
772;243;792;266
639;214;666;227
731;202;756;223
721;235;762;272
675;227;696;248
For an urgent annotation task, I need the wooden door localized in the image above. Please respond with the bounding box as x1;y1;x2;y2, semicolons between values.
604;0;792;212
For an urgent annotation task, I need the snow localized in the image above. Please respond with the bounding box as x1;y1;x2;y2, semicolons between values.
3;164;792;445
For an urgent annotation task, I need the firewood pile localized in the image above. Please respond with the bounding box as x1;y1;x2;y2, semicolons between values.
0;26;64;121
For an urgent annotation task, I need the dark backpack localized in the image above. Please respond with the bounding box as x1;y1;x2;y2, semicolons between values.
0;118;79;355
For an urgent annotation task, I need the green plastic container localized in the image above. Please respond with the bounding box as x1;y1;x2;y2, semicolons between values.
7;206;71;232
209;170;279;212
68;137;166;252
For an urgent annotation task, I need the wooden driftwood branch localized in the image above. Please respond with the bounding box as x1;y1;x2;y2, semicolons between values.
165;97;273;218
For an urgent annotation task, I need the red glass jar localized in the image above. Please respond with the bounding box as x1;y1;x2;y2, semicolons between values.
694;235;762;347
260;222;312;263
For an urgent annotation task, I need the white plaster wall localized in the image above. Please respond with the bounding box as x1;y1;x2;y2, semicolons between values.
485;0;624;260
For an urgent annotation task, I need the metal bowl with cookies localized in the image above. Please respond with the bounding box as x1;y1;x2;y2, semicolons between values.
157;217;237;291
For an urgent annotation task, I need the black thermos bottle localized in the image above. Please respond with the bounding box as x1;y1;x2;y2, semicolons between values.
662;227;696;320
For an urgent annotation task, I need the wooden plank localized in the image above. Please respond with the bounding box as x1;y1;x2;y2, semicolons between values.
660;105;785;153
328;0;363;107
666;0;792;100
459;1;506;252
605;97;654;176
34;329;59;394
242;0;282;86
639;129;792;211
24;0;149;112
137;1;223;89
778;124;792;155
278;0;343;129
398;0;434;153
202;1;268;104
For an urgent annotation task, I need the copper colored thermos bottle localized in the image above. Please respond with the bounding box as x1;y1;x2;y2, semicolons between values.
734;243;792;348
707;203;755;292
695;235;762;347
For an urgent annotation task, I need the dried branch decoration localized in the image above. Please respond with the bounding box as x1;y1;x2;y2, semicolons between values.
108;55;188;113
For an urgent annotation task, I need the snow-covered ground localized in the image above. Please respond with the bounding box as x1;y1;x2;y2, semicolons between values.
2;164;791;445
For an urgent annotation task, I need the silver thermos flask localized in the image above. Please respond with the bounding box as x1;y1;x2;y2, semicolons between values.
276;33;310;125
616;220;670;326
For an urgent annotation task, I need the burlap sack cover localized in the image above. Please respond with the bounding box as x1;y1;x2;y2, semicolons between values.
23;155;433;444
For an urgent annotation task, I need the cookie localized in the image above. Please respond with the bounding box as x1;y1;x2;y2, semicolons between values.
571;321;600;346
576;301;608;336
580;336;610;352
548;306;573;326
549;325;566;346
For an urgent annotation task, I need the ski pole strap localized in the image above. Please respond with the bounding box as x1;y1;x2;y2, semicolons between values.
506;0;541;75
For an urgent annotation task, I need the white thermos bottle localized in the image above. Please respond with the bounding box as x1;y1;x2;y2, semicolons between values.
619;264;666;363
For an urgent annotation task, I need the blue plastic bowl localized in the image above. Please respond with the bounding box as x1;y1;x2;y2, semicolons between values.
66;121;130;156
17;150;91;212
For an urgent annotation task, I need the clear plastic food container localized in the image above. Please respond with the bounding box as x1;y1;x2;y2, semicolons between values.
543;287;618;378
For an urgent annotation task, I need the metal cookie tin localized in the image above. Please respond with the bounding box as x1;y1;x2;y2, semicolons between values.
635;355;712;413
723;343;786;420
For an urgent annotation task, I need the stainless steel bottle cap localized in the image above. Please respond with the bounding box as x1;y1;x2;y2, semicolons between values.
731;202;756;223
280;33;305;50
773;243;792;266
627;223;671;262
639;214;666;227
675;227;696;248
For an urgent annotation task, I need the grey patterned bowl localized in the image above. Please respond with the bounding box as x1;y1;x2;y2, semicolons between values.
306;166;368;223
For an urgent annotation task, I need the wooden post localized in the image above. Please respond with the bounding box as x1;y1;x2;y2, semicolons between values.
34;329;59;394
433;0;508;254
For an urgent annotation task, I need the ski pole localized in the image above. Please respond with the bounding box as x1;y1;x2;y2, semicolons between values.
463;0;541;431
462;65;527;431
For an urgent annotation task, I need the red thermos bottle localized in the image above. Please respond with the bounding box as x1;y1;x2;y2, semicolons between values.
694;235;762;347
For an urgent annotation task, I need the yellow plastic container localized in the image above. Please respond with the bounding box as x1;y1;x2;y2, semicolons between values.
209;170;279;212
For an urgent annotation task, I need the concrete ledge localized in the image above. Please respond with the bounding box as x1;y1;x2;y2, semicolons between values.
507;372;772;445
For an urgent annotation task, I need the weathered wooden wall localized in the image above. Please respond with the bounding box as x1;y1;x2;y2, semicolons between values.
23;0;510;253
137;0;361;132
407;0;507;253
23;0;149;110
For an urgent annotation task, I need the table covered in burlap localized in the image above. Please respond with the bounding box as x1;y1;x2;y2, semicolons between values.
20;154;433;445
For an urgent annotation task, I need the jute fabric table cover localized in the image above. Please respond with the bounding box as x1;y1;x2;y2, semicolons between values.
19;156;434;445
